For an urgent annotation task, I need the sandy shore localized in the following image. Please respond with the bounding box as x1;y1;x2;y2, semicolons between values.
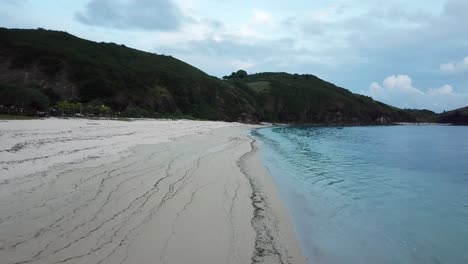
0;119;305;264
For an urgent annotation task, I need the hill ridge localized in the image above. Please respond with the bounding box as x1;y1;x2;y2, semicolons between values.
0;27;442;123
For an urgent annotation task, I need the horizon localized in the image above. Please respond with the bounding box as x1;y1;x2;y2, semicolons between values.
1;0;467;112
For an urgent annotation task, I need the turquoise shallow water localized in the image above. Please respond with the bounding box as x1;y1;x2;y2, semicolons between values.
252;125;468;264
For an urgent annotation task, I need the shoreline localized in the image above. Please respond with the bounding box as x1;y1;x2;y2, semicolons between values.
0;119;305;264
239;136;306;264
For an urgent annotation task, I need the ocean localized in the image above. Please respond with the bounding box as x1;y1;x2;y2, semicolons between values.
252;125;468;264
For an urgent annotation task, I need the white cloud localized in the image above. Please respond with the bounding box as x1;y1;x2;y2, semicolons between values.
253;9;273;24
440;56;468;74
234;26;259;38
368;75;467;112
378;75;423;94
429;84;454;95
230;59;256;70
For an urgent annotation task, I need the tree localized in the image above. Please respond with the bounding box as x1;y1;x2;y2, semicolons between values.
56;101;83;116
0;85;49;111
236;70;248;78
223;69;248;79
99;105;111;116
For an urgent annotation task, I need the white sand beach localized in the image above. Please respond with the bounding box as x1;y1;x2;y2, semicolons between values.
0;119;305;264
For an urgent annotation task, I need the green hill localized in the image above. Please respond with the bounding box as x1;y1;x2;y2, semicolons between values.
439;106;468;125
225;72;414;123
0;28;426;124
403;109;438;123
0;28;255;120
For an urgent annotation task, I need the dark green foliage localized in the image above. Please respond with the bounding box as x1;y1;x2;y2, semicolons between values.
38;57;64;76
223;69;248;79
79;77;116;102
122;107;195;119
403;109;438;123
122;107;152;118
0;28;254;120
439;106;468;125
0;85;49;111
0;114;39;120
227;72;417;123
53;100;112;116
0;28;438;123
192;104;219;120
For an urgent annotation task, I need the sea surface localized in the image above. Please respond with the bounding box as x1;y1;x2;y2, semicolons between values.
252;125;468;264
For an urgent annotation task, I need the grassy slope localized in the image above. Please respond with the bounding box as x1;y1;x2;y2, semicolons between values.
228;73;415;123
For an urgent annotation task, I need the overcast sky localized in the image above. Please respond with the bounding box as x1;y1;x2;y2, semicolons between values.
1;0;467;112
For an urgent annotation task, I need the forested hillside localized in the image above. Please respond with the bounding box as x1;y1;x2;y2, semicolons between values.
0;28;431;124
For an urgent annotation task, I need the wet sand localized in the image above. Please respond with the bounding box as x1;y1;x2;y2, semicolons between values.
0;119;305;264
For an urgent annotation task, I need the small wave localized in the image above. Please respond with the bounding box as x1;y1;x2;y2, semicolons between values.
327;179;344;186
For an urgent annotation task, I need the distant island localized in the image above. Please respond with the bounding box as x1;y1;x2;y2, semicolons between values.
0;28;465;125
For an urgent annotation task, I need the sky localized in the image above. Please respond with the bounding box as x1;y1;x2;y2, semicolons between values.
1;0;467;112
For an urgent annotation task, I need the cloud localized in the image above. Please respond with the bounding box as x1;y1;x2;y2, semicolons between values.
230;59;256;71
253;9;273;25
430;84;454;95
65;0;468;99
75;0;184;31
1;0;27;5
367;5;434;25
370;75;423;96
156;35;333;76
158;37;296;61
368;75;467;112
440;56;468;74
443;0;468;18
